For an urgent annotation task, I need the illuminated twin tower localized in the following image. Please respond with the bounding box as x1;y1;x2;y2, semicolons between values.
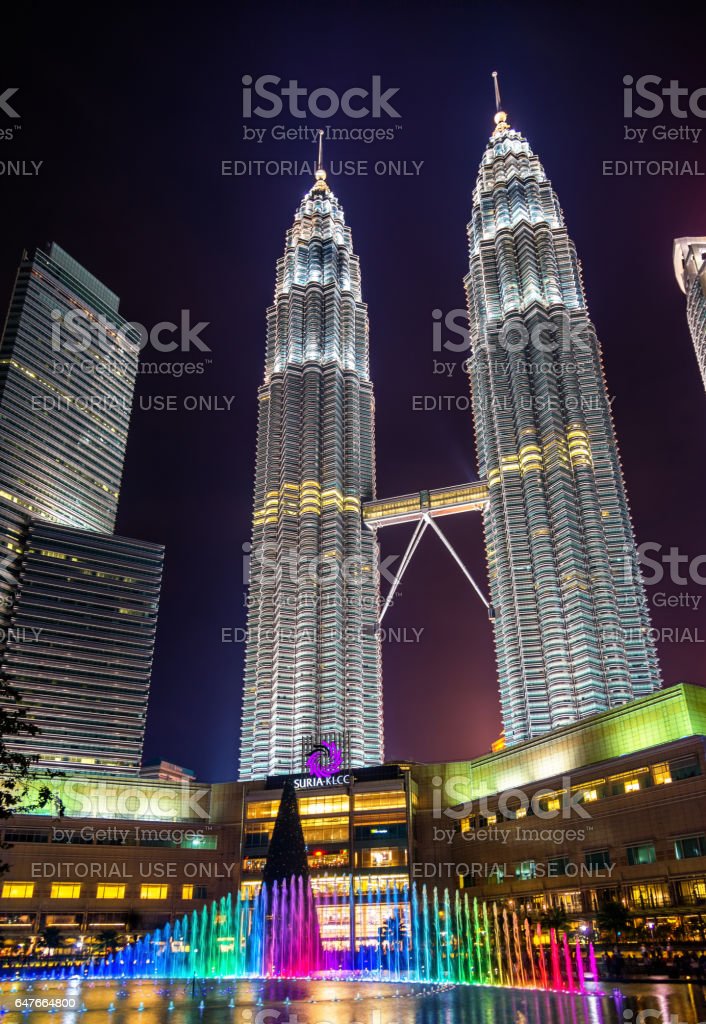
239;89;661;779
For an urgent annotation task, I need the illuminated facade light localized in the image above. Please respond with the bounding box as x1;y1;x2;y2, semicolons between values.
239;169;383;779
673;236;706;394
465;110;661;744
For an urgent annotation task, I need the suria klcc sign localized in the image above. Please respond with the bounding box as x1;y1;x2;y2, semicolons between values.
291;741;350;789
293;774;352;790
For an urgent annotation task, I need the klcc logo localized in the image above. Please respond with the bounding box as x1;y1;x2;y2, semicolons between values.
306;741;344;779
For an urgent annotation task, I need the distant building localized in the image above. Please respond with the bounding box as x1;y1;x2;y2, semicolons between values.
2;522;163;774
140;761;196;782
0;243;162;773
673;236;706;394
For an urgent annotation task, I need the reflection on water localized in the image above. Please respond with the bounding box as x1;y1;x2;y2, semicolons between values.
0;979;704;1024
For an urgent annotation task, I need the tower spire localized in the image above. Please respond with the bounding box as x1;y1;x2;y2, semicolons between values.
491;71;510;135
313;128;328;191
492;69;502;112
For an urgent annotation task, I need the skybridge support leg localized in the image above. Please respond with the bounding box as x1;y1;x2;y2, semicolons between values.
378;516;429;624
422;513;491;611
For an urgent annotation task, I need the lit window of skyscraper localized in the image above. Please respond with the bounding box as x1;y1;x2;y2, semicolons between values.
239;165;383;779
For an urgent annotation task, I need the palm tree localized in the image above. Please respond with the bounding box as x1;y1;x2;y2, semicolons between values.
94;929;119;955
40;926;65;953
540;906;569;933
596;898;630;948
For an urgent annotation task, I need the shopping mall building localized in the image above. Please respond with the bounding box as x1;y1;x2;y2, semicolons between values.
2;685;706;951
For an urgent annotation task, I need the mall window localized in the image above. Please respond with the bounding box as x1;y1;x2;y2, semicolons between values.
585;849;611;870
354;822;407;842
624;779;641;793
244;824;274;848
670;755;701;781
308;849;349;869
547;856;569;876
674;834;706;859
181;835;217;850
680;878;706;903
299;794;349;816
311;877;352;897
358;847;407;869
627;883;670;908
627;843;656;865
1;883;34;899
96;885;125;899
555;891;583;913
246;800;280;820
354;791;405;812
3;829;49;844
302;816;349;844
353;874;408;895
140;884;168;899
243;857;267;873
50;883;81;898
651;762;672;785
515;860;536;880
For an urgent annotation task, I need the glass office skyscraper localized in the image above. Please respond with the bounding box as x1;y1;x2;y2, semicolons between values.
239;168;383;780
0;243;139;534
465;108;661;744
0;243;162;772
674;237;706;394
3;522;162;773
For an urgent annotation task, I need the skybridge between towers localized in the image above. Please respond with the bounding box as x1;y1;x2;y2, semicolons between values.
362;480;494;623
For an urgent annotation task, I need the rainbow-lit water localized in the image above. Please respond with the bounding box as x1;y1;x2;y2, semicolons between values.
25;880;595;991
1;978;705;1024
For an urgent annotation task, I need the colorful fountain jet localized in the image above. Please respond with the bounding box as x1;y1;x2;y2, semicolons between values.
41;884;593;992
